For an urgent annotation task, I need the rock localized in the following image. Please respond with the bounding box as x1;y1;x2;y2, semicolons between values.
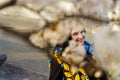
0;6;40;19
0;0;16;9
29;30;48;48
16;0;45;12
92;22;120;80
0;54;7;66
0;63;48;80
16;0;57;12
39;4;64;23
76;0;115;21
0;14;45;33
56;0;77;16
108;0;120;21
0;6;46;33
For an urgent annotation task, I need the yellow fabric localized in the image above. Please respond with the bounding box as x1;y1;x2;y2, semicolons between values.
67;78;72;80
64;72;72;77
63;63;89;80
79;68;86;75
54;54;58;58
81;75;86;80
71;69;76;76
48;63;50;68
53;49;89;80
57;58;62;64
63;63;70;71
75;74;80;80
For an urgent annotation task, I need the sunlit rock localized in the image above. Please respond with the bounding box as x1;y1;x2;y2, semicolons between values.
0;14;46;33
29;30;48;48
56;0;77;16
0;6;40;19
0;0;16;9
0;0;10;5
40;4;64;23
16;0;50;12
93;23;120;80
0;6;46;33
43;26;61;47
108;0;120;21
76;0;114;21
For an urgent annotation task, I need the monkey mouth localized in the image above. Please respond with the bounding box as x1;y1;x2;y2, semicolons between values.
76;38;84;43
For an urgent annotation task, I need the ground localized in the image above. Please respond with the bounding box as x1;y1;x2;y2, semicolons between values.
0;31;49;79
0;63;48;80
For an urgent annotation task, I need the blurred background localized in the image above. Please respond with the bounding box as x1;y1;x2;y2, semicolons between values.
0;0;120;80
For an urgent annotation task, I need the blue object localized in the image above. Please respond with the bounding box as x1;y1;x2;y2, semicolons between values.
84;40;93;54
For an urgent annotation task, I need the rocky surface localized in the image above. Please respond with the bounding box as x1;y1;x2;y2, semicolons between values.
0;30;49;78
0;64;48;80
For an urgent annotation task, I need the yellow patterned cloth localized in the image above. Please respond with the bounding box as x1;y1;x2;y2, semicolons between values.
53;52;89;80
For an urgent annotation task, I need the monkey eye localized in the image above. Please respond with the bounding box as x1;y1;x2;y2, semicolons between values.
73;32;78;36
80;29;86;34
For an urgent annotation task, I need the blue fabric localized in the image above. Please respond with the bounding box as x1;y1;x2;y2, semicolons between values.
62;77;65;80
58;47;63;51
48;59;52;64
54;47;63;53
84;40;93;54
54;49;58;53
